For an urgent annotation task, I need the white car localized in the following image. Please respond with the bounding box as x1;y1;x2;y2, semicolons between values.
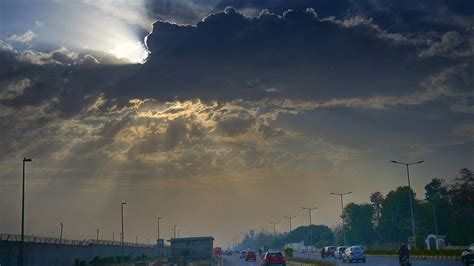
342;246;366;263
334;246;347;259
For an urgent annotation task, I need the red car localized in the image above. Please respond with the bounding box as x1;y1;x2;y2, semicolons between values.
262;251;286;266
245;250;257;262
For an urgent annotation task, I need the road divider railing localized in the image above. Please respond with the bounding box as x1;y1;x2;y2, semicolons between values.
0;233;154;248
366;249;462;260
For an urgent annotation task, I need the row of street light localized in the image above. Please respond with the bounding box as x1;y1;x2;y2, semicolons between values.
240;160;424;248
18;157;184;266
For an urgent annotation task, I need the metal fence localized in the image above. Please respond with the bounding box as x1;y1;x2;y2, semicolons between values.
0;234;155;248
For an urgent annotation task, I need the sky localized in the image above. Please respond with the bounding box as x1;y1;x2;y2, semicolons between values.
0;0;473;248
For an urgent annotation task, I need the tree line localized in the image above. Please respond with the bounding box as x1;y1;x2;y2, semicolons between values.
238;168;473;250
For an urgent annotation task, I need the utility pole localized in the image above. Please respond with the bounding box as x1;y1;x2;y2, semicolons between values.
59;222;63;243
302;207;317;246
157;217;162;241
391;160;424;248
269;221;279;237
431;204;439;236
121;202;127;258
19;157;32;266
97;228;99;243
173;225;178;239
330;192;351;246
113;232;115;243
284;216;296;232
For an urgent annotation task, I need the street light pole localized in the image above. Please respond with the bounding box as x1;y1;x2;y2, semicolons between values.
391;160;424;248
97;228;99;243
59;223;63;243
157;217;162;241
269;221;279;237
284;216;296;232
173;225;178;239
19;157;32;266
121;202;126;258
302;207;317;246
330;192;351;246
431;204;439;236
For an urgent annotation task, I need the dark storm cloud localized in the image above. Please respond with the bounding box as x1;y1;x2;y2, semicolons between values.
213;0;474;33
115;7;468;103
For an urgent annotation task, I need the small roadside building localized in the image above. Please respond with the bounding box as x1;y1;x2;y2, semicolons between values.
170;236;214;263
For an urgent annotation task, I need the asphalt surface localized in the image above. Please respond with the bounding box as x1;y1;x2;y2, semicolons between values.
222;252;459;266
222;253;262;266
294;252;460;266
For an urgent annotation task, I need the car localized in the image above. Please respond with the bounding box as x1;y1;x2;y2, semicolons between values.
334;246;347;259
321;246;336;258
246;250;257;262
262;251;286;266
240;250;248;259
461;244;474;266
342;246;366;263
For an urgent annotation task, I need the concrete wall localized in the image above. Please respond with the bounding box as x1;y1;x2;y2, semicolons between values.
0;241;169;266
170;237;213;263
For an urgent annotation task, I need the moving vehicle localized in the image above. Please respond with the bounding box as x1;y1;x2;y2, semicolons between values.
240;250;248;259
262;250;286;266
342;246;366;263
321;246;335;258
334;246;347;259
461;244;474;266
245;250;257;262
214;247;222;257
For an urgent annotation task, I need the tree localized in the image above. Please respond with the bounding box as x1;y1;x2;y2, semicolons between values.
343;203;376;245
378;186;420;243
448;168;474;245
425;178;449;203
423;178;451;236
370;192;384;226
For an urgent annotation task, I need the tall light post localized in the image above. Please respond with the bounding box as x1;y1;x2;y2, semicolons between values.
157;217;162;241
284;216;296;232
19;157;32;266
121;202;126;258
330;192;351;246
431;204;439;236
96;228;99;243
421;200;439;237
302;207;317;246
173;225;178;239
269;221;279;237
59;223;63;243
391;160;424;248
113;232;115;243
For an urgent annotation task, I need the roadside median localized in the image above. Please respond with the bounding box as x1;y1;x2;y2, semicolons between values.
288;257;336;266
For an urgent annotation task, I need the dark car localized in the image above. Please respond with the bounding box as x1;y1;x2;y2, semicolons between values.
262;251;286;266
461;244;474;266
321;246;336;258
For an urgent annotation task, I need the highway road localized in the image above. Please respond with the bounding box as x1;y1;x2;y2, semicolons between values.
221;252;459;266
222;253;262;266
294;252;460;266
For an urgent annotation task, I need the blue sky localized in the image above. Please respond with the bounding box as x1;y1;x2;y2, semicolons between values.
0;0;472;247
